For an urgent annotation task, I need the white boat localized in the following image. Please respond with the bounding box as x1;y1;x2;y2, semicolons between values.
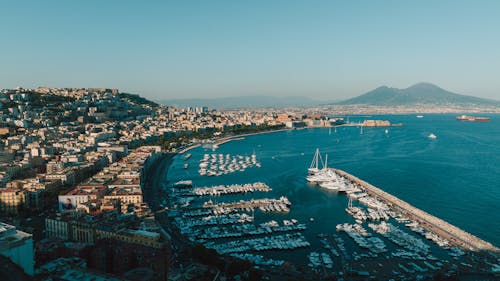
308;148;324;175
428;133;437;139
416;115;424;118
385;129;389;134
319;181;340;191
307;172;333;184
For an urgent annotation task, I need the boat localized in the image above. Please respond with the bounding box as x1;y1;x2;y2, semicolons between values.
428;133;437;139
173;180;193;188
183;163;189;169
385;129;389;134
308;148;324;175
456;115;490;122
416;115;424;118
319;181;340;191
183;153;192;160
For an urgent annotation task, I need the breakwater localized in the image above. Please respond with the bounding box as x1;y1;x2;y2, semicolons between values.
334;168;500;254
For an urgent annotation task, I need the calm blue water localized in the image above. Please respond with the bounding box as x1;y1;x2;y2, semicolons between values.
166;114;500;251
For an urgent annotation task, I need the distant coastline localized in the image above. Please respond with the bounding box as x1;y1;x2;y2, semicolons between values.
176;128;292;155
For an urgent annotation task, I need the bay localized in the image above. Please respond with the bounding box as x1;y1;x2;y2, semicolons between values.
166;113;500;252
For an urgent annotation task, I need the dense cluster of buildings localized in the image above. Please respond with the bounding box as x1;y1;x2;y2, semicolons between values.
0;87;172;280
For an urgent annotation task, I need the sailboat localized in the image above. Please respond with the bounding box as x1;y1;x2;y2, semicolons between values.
307;151;334;184
308;148;324;175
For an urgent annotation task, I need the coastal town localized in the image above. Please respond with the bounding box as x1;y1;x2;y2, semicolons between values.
0;87;499;281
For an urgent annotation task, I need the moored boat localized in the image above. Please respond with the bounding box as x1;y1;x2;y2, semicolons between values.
456;115;490;122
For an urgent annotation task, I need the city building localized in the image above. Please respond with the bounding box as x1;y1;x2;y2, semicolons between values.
0;222;34;276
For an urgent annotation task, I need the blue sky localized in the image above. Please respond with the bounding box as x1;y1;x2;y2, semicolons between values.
1;1;499;101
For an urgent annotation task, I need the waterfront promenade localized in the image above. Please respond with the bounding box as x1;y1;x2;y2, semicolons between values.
176;128;291;154
334;169;500;254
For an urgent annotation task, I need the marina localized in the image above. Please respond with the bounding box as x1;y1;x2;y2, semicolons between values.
191;182;271;196
202;196;291;213
198;153;261;176
165;118;500;279
167;177;310;263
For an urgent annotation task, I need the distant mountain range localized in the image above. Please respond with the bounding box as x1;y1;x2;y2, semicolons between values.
336;83;498;106
160;96;331;108
159;83;497;108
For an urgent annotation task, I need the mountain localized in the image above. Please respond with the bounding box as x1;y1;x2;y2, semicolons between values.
336;83;498;106
160;96;329;108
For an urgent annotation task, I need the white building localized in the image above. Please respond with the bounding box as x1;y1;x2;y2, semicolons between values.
0;222;34;275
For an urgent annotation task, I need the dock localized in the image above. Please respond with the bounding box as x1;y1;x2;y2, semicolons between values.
333;168;500;254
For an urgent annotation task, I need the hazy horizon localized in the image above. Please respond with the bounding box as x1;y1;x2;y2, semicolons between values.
2;1;500;101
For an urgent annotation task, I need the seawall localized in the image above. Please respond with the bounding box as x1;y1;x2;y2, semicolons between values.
334;168;500;254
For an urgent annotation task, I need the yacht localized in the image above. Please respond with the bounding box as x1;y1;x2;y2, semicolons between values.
428;133;437;139
308;148;324;175
319;181;340;191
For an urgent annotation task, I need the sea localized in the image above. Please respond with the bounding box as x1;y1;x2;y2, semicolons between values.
164;113;500;264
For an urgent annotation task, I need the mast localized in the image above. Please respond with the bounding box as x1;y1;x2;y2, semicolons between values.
310;148;319;169
310;148;325;170
324;154;328;170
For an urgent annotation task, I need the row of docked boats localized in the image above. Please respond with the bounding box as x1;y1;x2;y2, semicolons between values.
368;221;431;255
202;196;291;213
308;252;334;270
336;223;388;254
191;182;271;196
405;221;451;249
168;178;312;266
306;149;360;192
206;233;310;254
191;219;306;240
199;153;260;176
230;253;285;267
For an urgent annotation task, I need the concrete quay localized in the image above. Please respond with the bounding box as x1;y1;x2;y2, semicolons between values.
334;169;500;254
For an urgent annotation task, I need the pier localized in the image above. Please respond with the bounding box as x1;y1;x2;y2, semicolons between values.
202;196;291;213
333;168;500;254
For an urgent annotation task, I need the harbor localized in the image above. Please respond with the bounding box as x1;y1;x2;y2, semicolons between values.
164;121;500;280
166;178;310;265
198;153;261;176
333;168;500;253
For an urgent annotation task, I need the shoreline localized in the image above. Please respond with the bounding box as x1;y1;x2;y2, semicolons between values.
175;128;292;155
